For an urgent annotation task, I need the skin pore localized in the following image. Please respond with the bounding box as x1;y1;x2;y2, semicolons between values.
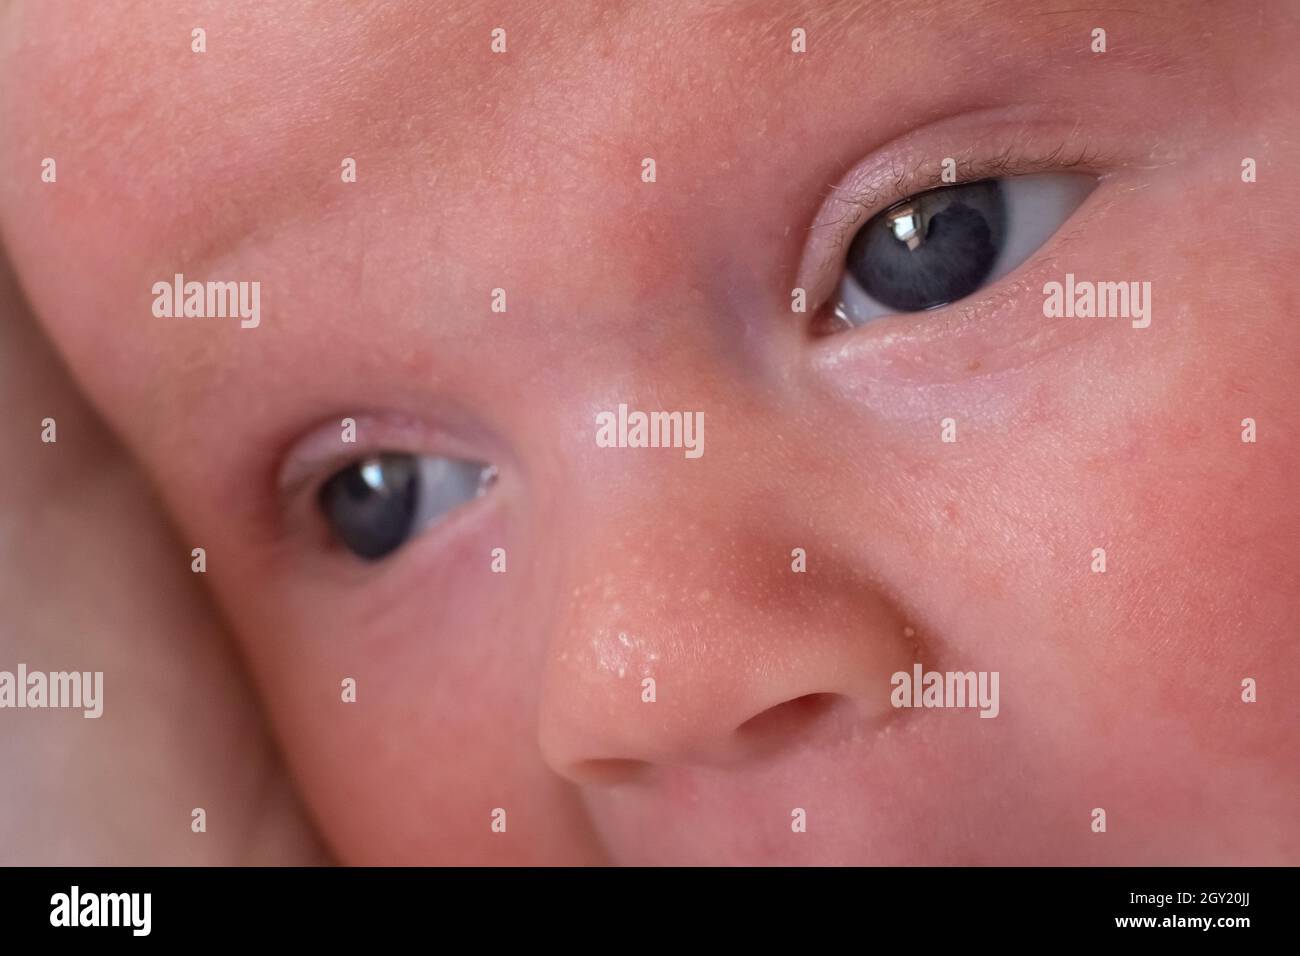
0;0;1297;864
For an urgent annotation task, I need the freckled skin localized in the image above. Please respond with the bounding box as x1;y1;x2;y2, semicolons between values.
0;0;1297;864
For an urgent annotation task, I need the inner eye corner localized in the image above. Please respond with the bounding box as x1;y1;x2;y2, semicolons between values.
808;304;852;339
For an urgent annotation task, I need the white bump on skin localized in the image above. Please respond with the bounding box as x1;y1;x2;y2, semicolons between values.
592;627;660;681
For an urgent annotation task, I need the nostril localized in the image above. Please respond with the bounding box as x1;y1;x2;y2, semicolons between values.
735;693;844;751
567;758;652;787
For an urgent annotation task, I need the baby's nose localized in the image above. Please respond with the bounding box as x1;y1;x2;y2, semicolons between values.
535;459;916;785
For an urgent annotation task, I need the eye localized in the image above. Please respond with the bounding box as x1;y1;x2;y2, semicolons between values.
318;453;495;560
831;172;1095;327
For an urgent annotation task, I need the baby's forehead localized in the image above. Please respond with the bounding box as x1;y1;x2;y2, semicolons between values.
5;0;1200;252
8;0;1199;272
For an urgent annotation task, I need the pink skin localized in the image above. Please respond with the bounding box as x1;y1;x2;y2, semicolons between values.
1;0;1297;864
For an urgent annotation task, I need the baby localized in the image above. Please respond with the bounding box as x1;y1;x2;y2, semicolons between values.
0;0;1296;865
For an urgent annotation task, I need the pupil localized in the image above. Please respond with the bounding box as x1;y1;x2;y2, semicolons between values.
318;453;420;560
845;180;1006;313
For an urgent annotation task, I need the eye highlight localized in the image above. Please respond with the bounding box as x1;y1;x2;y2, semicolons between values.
828;172;1095;329
318;453;495;560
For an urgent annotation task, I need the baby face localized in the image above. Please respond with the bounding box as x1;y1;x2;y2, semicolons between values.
2;0;1297;864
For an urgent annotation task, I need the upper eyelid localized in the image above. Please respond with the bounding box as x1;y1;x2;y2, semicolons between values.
812;143;1107;258
820;143;1099;232
276;412;479;501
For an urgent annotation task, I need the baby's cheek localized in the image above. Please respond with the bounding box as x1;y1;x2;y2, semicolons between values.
1112;364;1293;747
210;515;606;865
890;159;1300;855
1060;364;1296;853
1029;273;1300;770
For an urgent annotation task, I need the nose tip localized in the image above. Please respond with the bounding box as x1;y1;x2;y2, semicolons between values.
538;574;914;783
557;691;868;786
